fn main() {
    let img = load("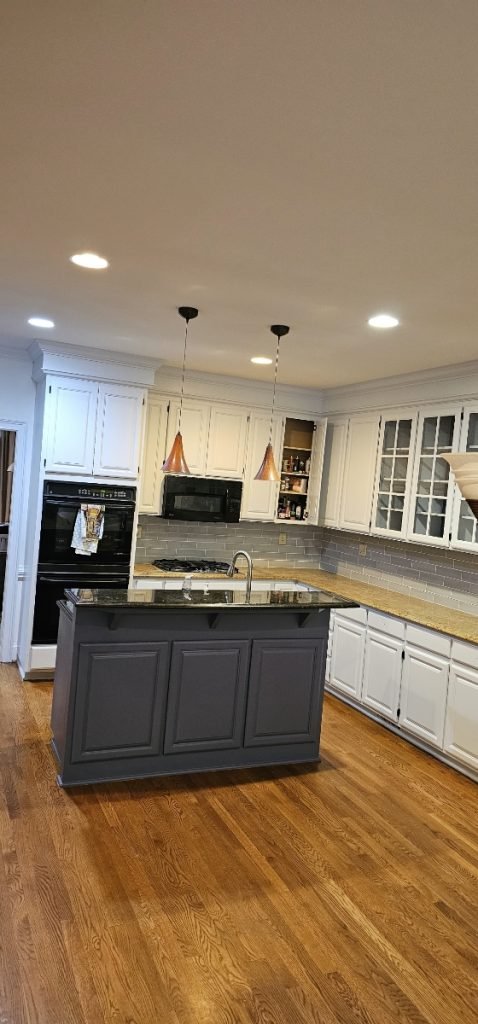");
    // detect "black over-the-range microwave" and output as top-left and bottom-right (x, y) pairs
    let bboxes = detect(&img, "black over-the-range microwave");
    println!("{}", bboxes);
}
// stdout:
(162, 476), (242, 523)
